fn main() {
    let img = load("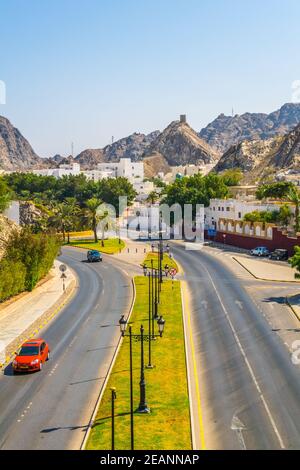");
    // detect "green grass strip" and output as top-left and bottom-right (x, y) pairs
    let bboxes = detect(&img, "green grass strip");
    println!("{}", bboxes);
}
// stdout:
(86, 276), (191, 450)
(67, 238), (125, 254)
